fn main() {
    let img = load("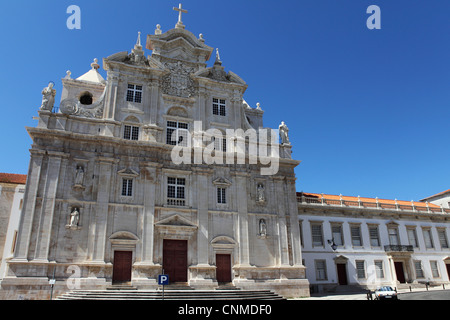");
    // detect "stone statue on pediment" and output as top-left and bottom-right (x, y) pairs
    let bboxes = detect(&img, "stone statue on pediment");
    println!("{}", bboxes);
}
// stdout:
(259, 219), (267, 237)
(279, 121), (290, 145)
(74, 166), (84, 186)
(40, 82), (56, 111)
(257, 183), (265, 202)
